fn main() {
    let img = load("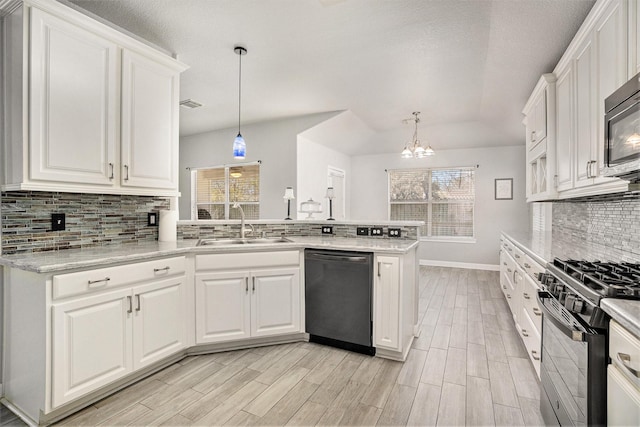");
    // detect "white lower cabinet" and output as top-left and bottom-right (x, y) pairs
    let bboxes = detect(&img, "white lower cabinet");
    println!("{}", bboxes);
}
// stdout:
(373, 250), (418, 361)
(51, 275), (187, 408)
(52, 288), (132, 408)
(608, 320), (640, 426)
(194, 251), (302, 345)
(500, 234), (543, 378)
(374, 256), (400, 351)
